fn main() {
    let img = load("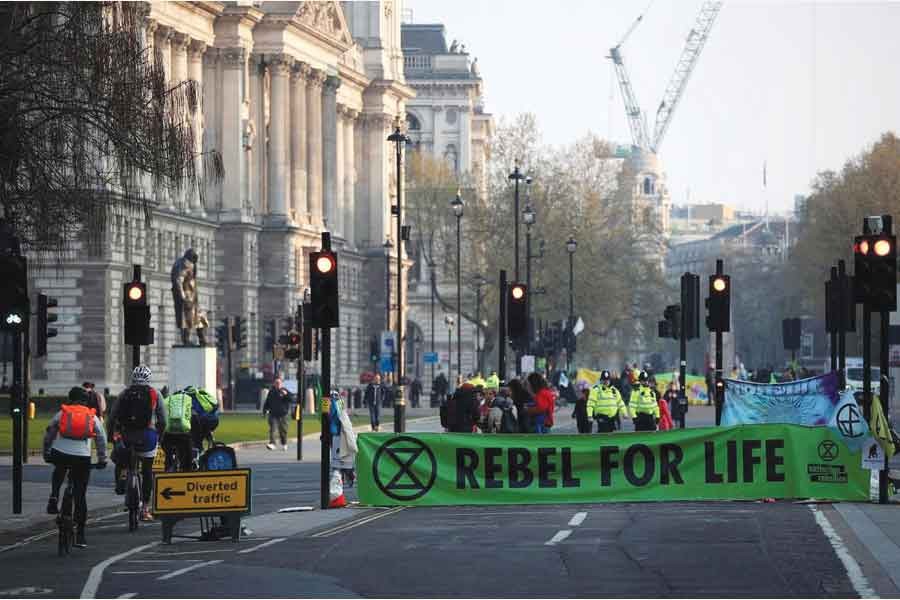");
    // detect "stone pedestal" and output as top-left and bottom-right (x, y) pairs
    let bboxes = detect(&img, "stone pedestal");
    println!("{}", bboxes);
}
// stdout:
(168, 346), (217, 394)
